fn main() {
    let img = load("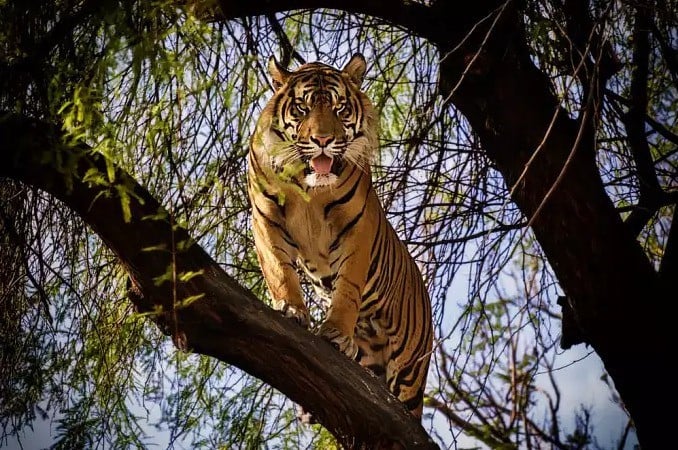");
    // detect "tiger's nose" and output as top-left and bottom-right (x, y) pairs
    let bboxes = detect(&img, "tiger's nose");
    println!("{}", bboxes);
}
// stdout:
(310, 134), (334, 148)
